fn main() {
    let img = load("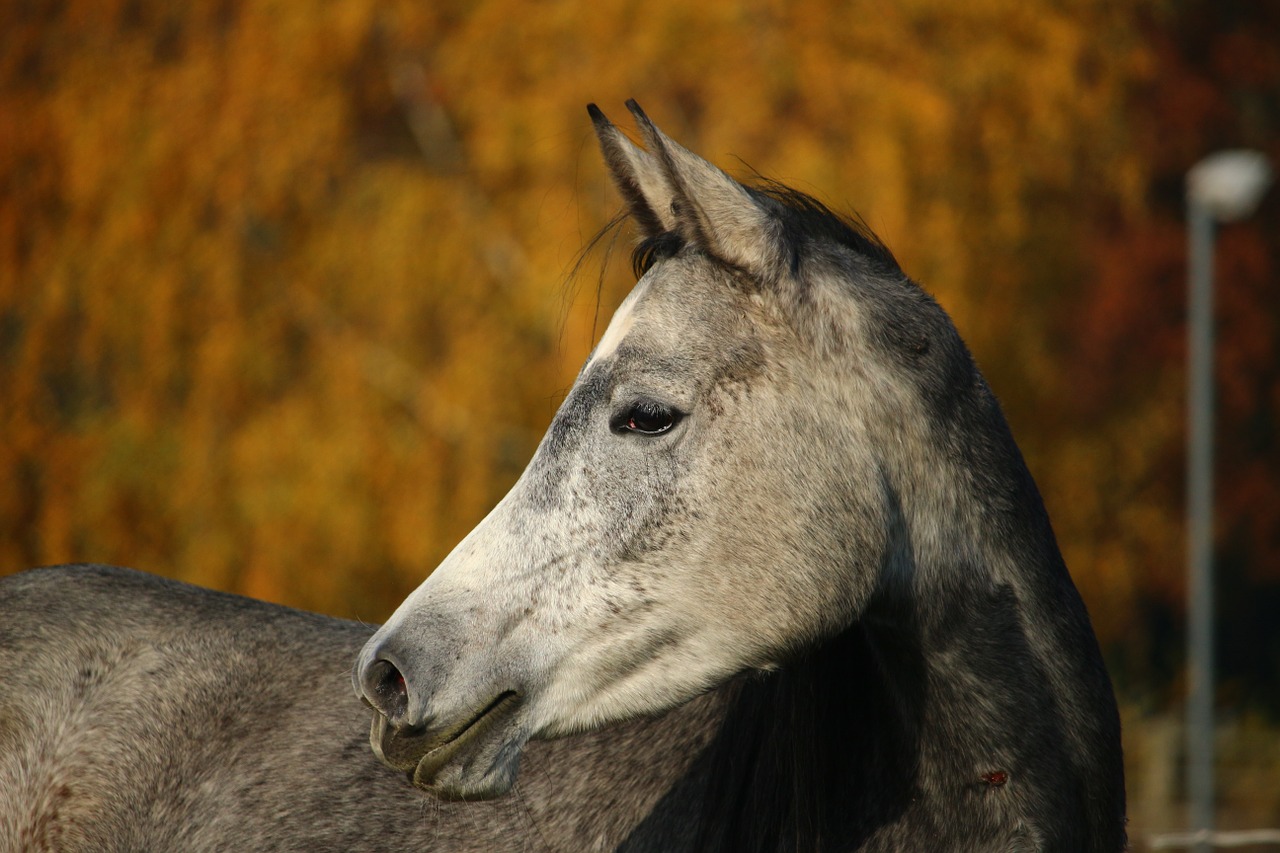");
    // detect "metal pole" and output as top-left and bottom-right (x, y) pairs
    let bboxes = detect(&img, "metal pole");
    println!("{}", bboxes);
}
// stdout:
(1186, 197), (1216, 852)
